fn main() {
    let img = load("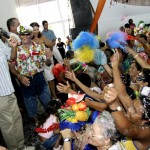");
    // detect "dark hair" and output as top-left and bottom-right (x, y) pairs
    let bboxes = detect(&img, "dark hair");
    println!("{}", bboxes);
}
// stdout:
(30, 22), (42, 38)
(77, 73), (91, 88)
(7, 18), (17, 31)
(66, 50), (74, 59)
(38, 100), (61, 127)
(124, 23), (130, 28)
(140, 34), (147, 41)
(42, 20), (48, 26)
(132, 61), (142, 72)
(142, 69), (150, 86)
(128, 19), (133, 24)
